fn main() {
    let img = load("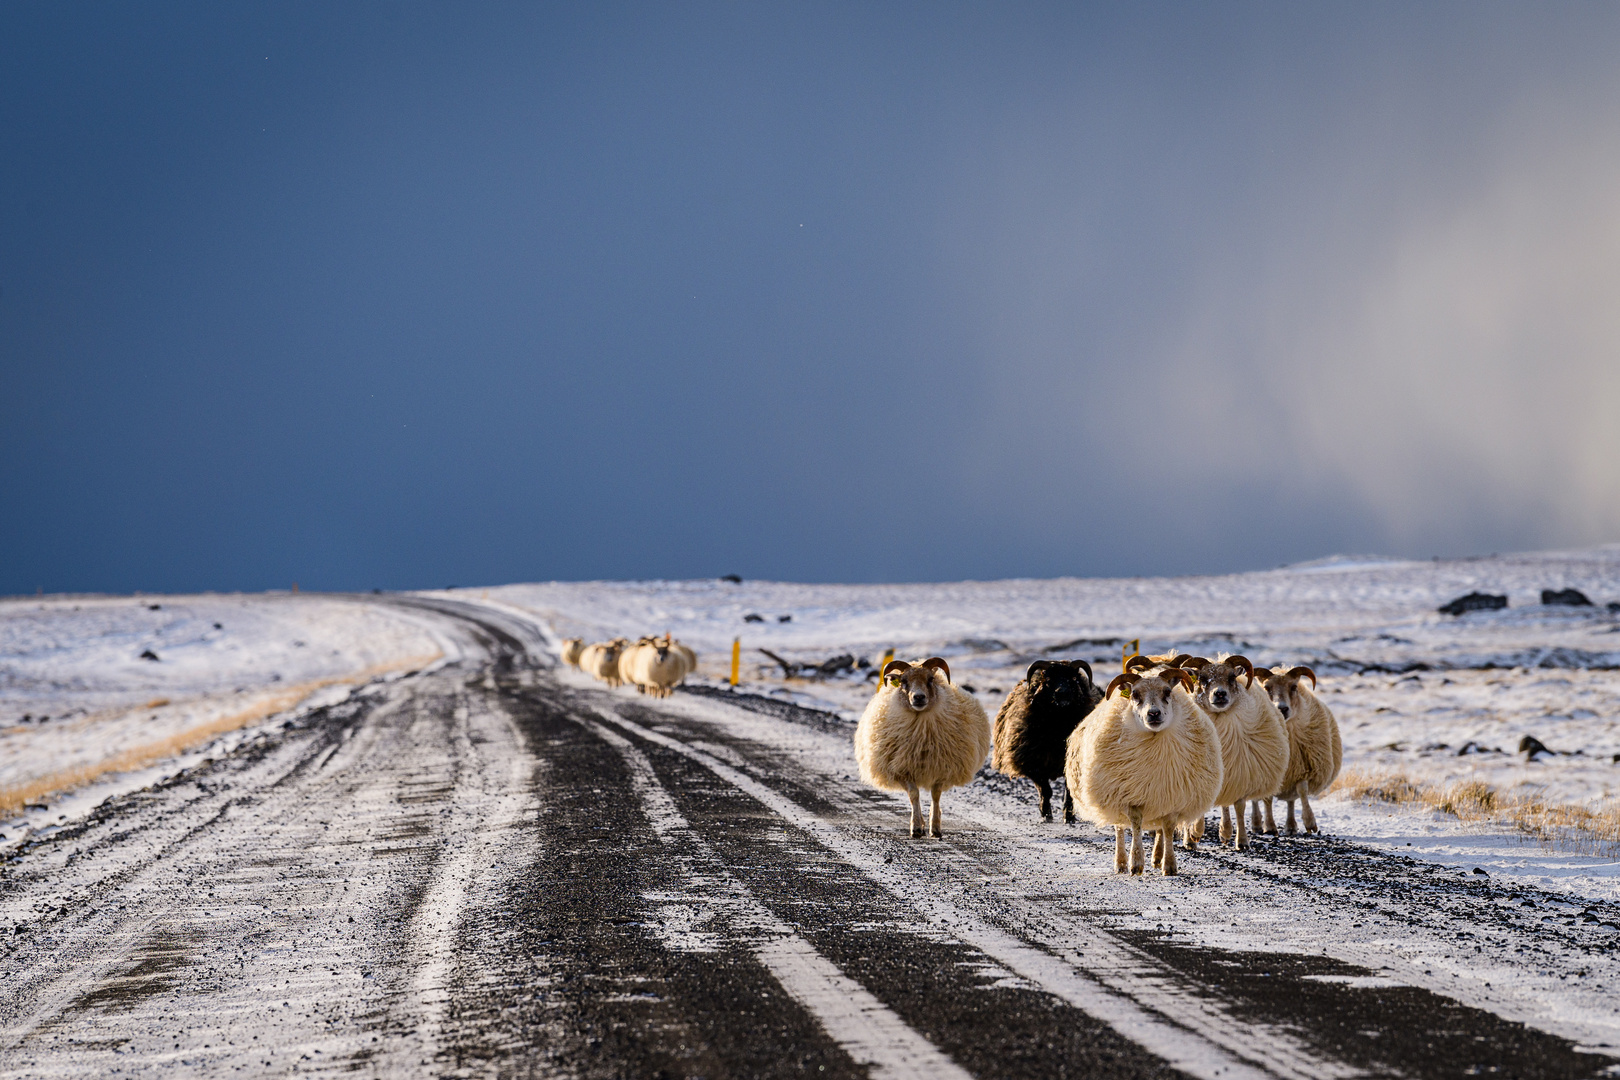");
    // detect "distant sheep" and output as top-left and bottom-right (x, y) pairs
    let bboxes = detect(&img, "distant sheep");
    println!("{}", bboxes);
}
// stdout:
(560, 638), (586, 667)
(1254, 666), (1343, 835)
(1182, 655), (1288, 850)
(579, 638), (629, 686)
(1065, 668), (1222, 875)
(626, 635), (693, 698)
(855, 657), (991, 838)
(991, 660), (1098, 823)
